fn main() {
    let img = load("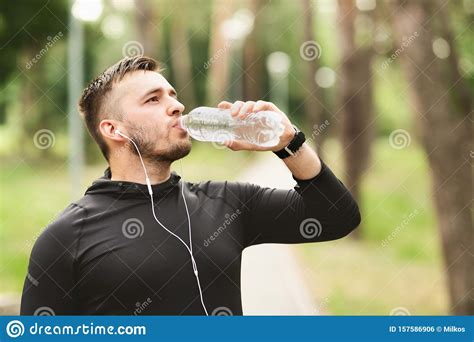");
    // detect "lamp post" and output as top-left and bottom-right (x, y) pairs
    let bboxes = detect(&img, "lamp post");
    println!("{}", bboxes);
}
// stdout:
(68, 0), (102, 199)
